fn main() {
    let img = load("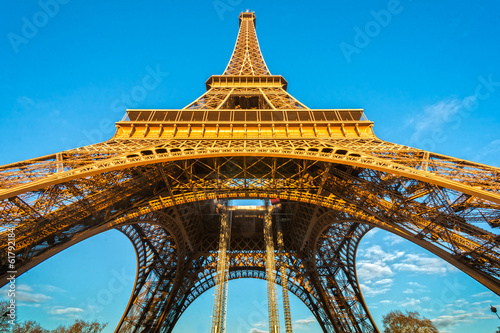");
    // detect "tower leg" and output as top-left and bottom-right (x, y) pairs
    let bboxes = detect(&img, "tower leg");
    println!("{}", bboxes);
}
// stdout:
(115, 223), (179, 333)
(314, 222), (379, 333)
(276, 207), (293, 333)
(264, 203), (280, 333)
(211, 202), (231, 333)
